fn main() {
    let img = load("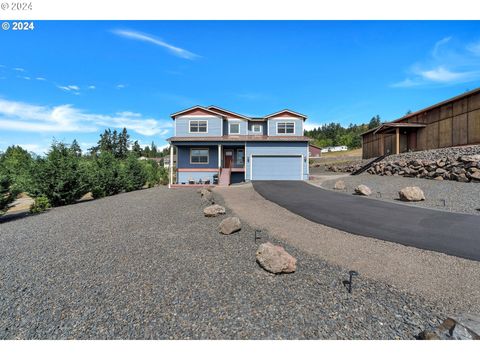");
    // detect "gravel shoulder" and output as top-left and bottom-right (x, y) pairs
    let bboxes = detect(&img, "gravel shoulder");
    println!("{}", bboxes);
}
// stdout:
(215, 184), (480, 316)
(0, 186), (452, 339)
(319, 173), (480, 215)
